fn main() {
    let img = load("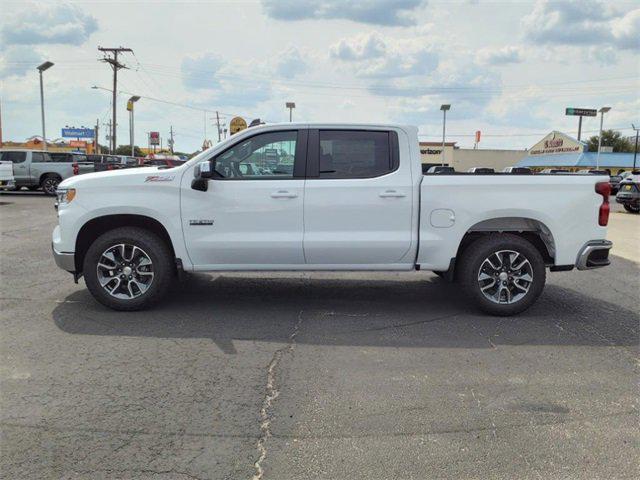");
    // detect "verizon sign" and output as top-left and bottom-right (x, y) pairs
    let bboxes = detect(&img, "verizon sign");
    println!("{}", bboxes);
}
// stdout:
(529, 131), (585, 156)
